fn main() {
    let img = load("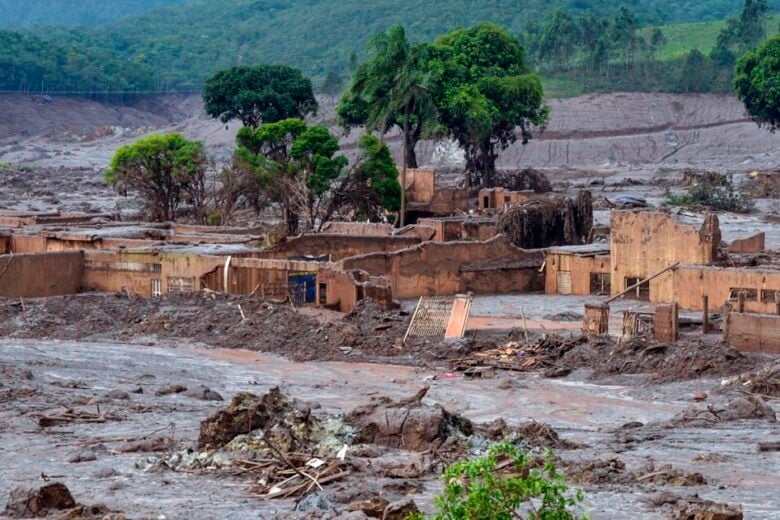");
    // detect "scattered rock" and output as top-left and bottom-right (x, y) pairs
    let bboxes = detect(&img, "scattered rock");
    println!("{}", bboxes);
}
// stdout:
(198, 387), (311, 450)
(3, 483), (76, 518)
(105, 389), (130, 400)
(649, 493), (744, 520)
(184, 385), (223, 401)
(116, 437), (173, 453)
(382, 498), (419, 520)
(155, 384), (187, 396)
(93, 468), (119, 478)
(496, 378), (514, 390)
(68, 449), (97, 464)
(347, 497), (390, 518)
(295, 493), (336, 513)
